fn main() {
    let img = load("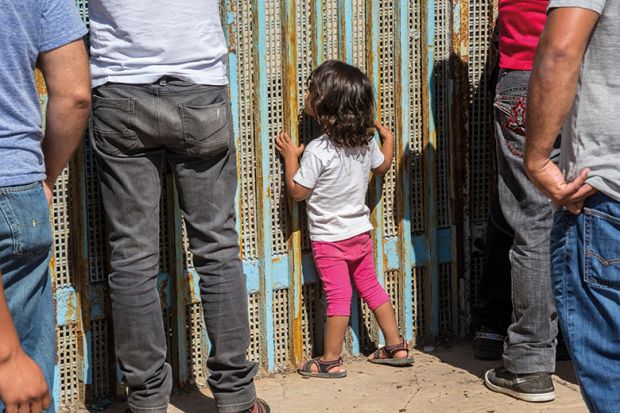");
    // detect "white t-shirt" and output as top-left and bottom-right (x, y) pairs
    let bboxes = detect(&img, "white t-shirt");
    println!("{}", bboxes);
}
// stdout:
(294, 134), (384, 242)
(89, 0), (229, 87)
